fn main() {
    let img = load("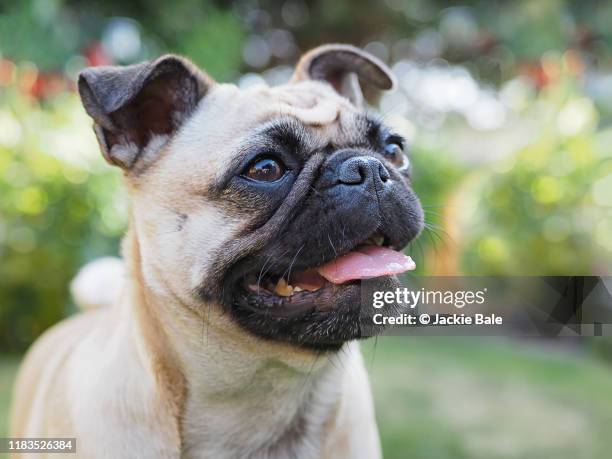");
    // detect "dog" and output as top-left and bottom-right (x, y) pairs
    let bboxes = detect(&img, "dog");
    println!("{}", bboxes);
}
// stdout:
(10, 44), (423, 458)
